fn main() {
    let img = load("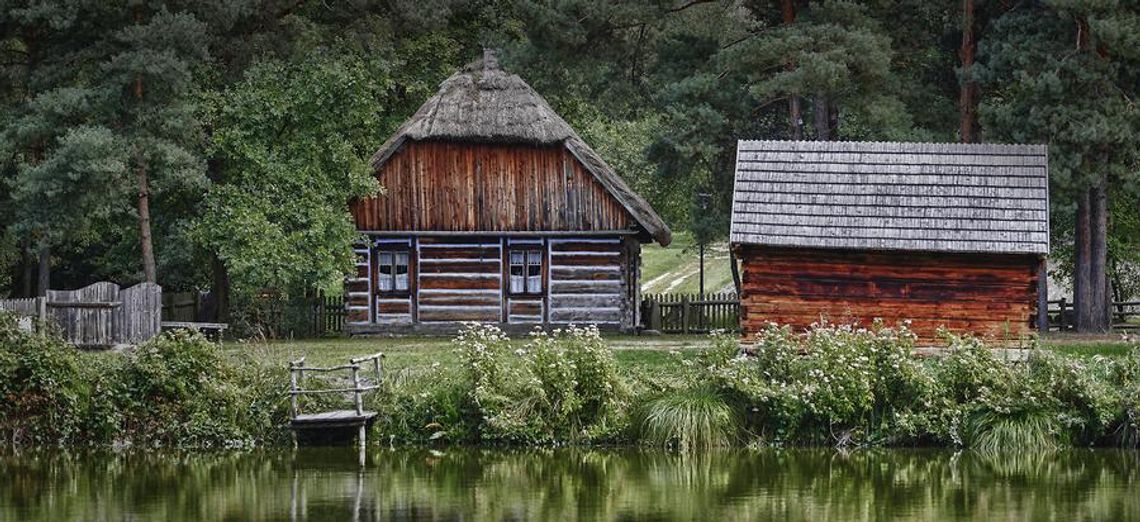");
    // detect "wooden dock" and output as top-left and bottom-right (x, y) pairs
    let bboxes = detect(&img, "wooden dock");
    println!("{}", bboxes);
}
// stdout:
(288, 353), (383, 451)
